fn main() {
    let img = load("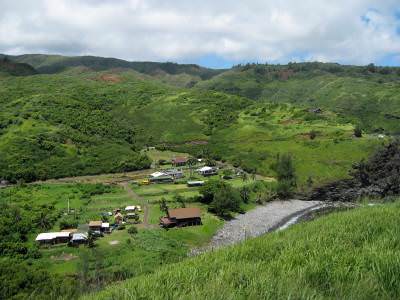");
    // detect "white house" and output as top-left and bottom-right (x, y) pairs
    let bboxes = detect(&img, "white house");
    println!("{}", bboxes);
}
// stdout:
(197, 166), (218, 176)
(125, 206), (137, 212)
(149, 171), (173, 182)
(35, 232), (71, 245)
